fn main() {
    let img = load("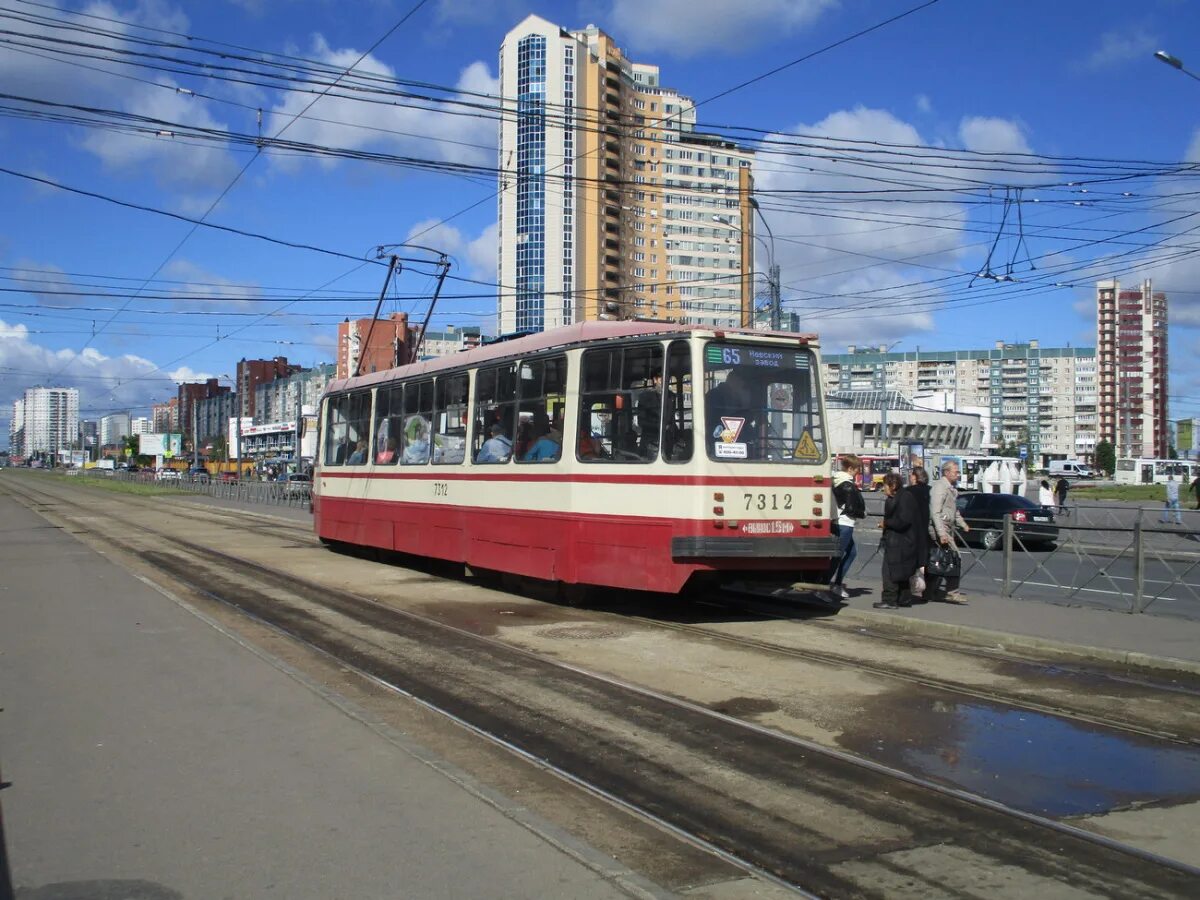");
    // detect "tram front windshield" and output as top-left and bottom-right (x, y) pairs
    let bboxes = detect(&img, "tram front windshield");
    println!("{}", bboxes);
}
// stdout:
(703, 342), (826, 464)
